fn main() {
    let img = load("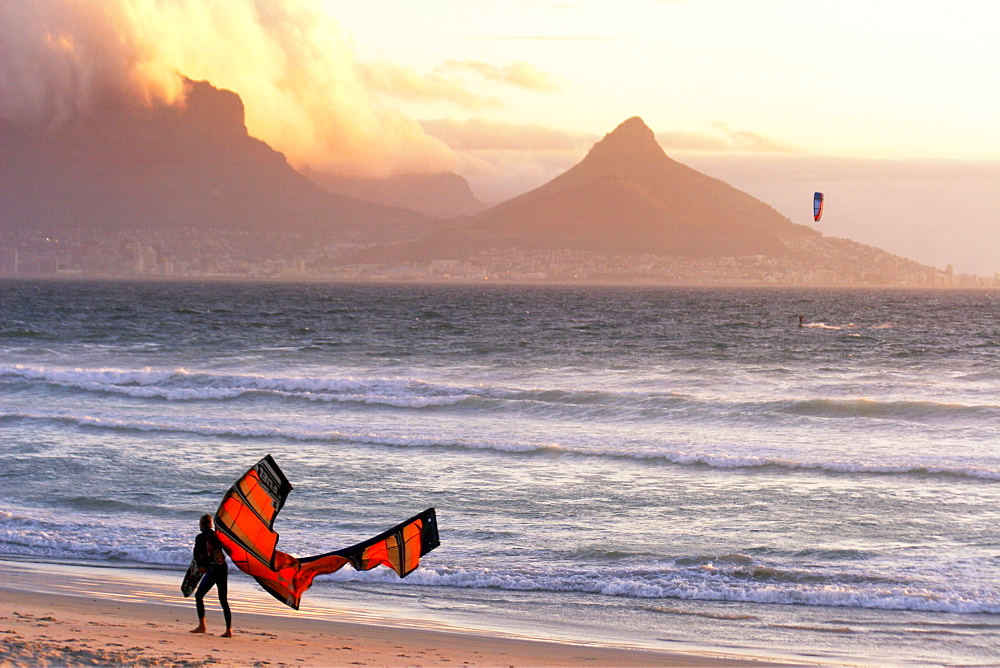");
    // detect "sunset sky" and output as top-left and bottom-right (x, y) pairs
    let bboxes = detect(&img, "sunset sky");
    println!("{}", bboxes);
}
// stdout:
(2, 0), (998, 273)
(325, 1), (1000, 277)
(332, 0), (999, 163)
